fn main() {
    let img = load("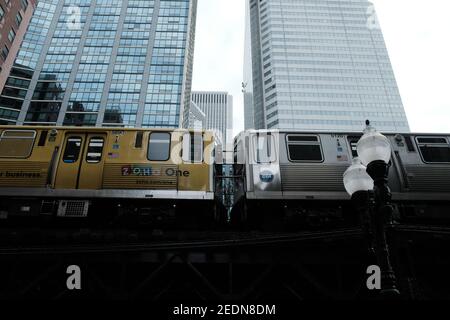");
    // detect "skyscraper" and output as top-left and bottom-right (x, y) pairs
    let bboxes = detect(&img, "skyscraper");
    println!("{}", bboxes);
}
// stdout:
(0, 0), (197, 128)
(243, 0), (254, 131)
(191, 91), (233, 145)
(244, 0), (410, 132)
(0, 0), (37, 90)
(187, 100), (205, 130)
